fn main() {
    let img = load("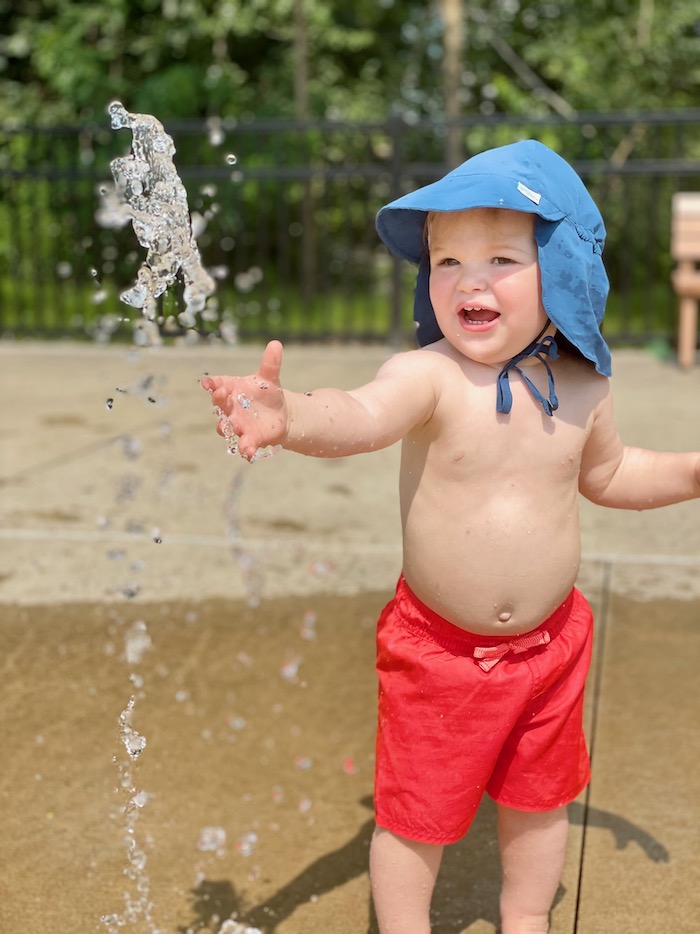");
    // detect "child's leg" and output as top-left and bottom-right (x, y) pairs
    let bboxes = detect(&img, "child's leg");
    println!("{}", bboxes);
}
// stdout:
(369, 825), (443, 933)
(497, 804), (569, 934)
